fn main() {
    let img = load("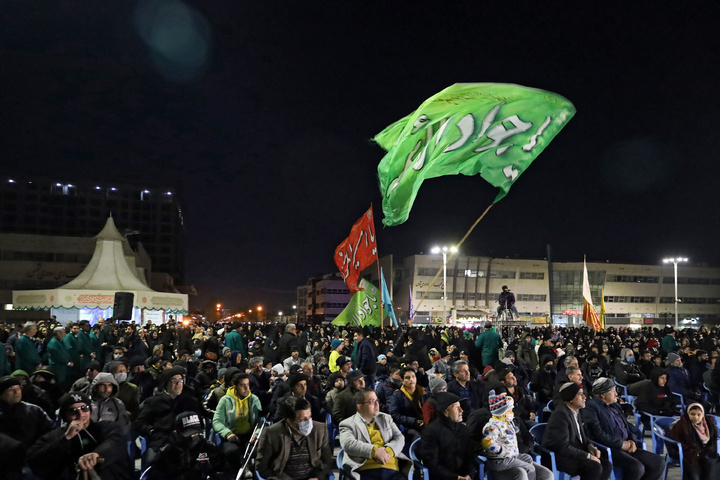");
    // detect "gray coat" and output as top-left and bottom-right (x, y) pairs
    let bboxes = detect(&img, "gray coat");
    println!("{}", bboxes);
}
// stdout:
(338, 412), (410, 480)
